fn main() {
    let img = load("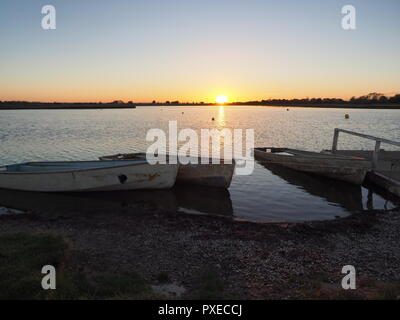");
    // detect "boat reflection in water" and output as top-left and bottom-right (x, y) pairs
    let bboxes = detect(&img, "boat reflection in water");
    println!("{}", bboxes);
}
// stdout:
(175, 185), (233, 216)
(258, 161), (399, 213)
(0, 185), (233, 218)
